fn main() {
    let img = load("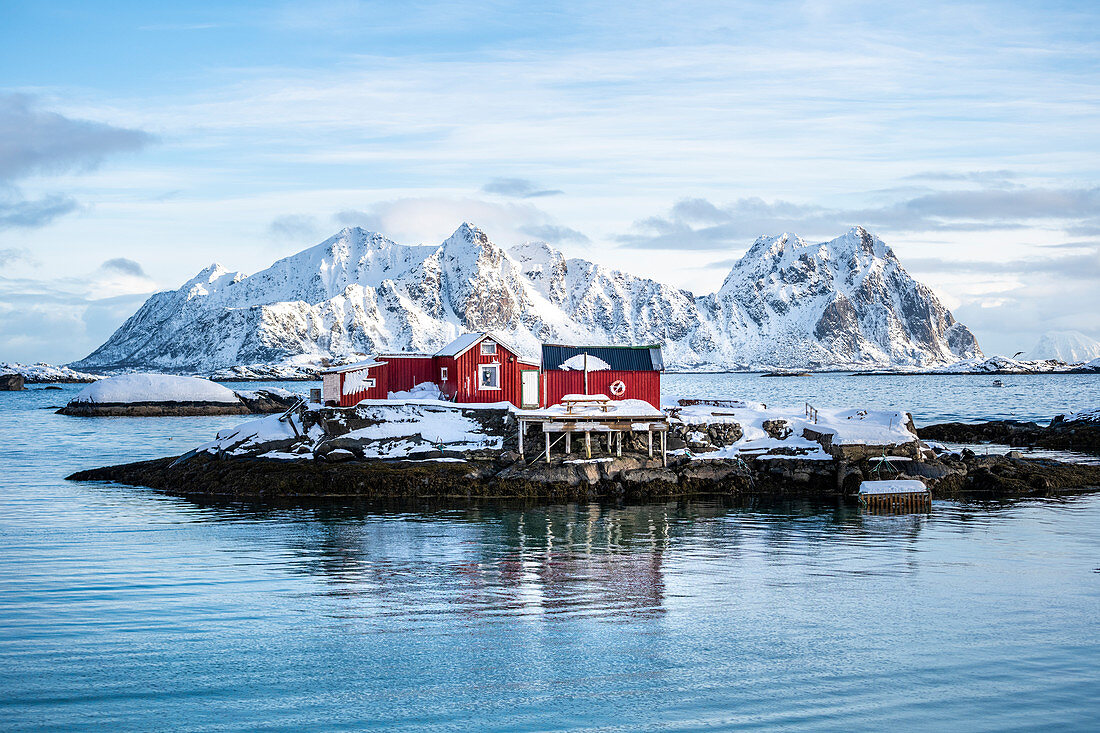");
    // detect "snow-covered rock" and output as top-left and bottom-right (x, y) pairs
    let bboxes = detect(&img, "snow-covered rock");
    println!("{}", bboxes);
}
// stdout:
(0, 362), (102, 383)
(936, 356), (1070, 373)
(75, 224), (982, 373)
(71, 374), (241, 404)
(1061, 407), (1100, 423)
(1027, 331), (1100, 363)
